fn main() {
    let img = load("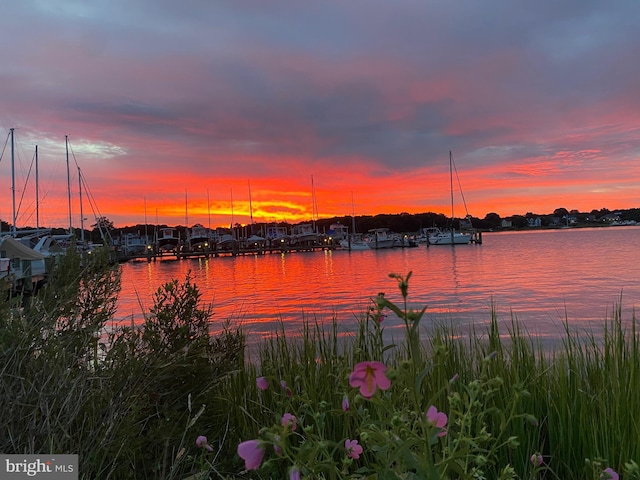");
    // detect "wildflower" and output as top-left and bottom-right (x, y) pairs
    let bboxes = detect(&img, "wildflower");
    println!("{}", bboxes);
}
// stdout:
(256, 376), (269, 391)
(342, 395), (350, 411)
(602, 468), (619, 480)
(237, 439), (265, 470)
(345, 438), (363, 460)
(195, 435), (214, 452)
(349, 361), (391, 398)
(530, 452), (543, 467)
(273, 435), (282, 456)
(426, 405), (448, 437)
(280, 379), (292, 397)
(289, 466), (301, 480)
(281, 412), (297, 431)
